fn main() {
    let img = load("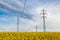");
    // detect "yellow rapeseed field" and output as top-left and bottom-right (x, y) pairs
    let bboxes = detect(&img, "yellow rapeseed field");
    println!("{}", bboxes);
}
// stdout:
(0, 32), (60, 40)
